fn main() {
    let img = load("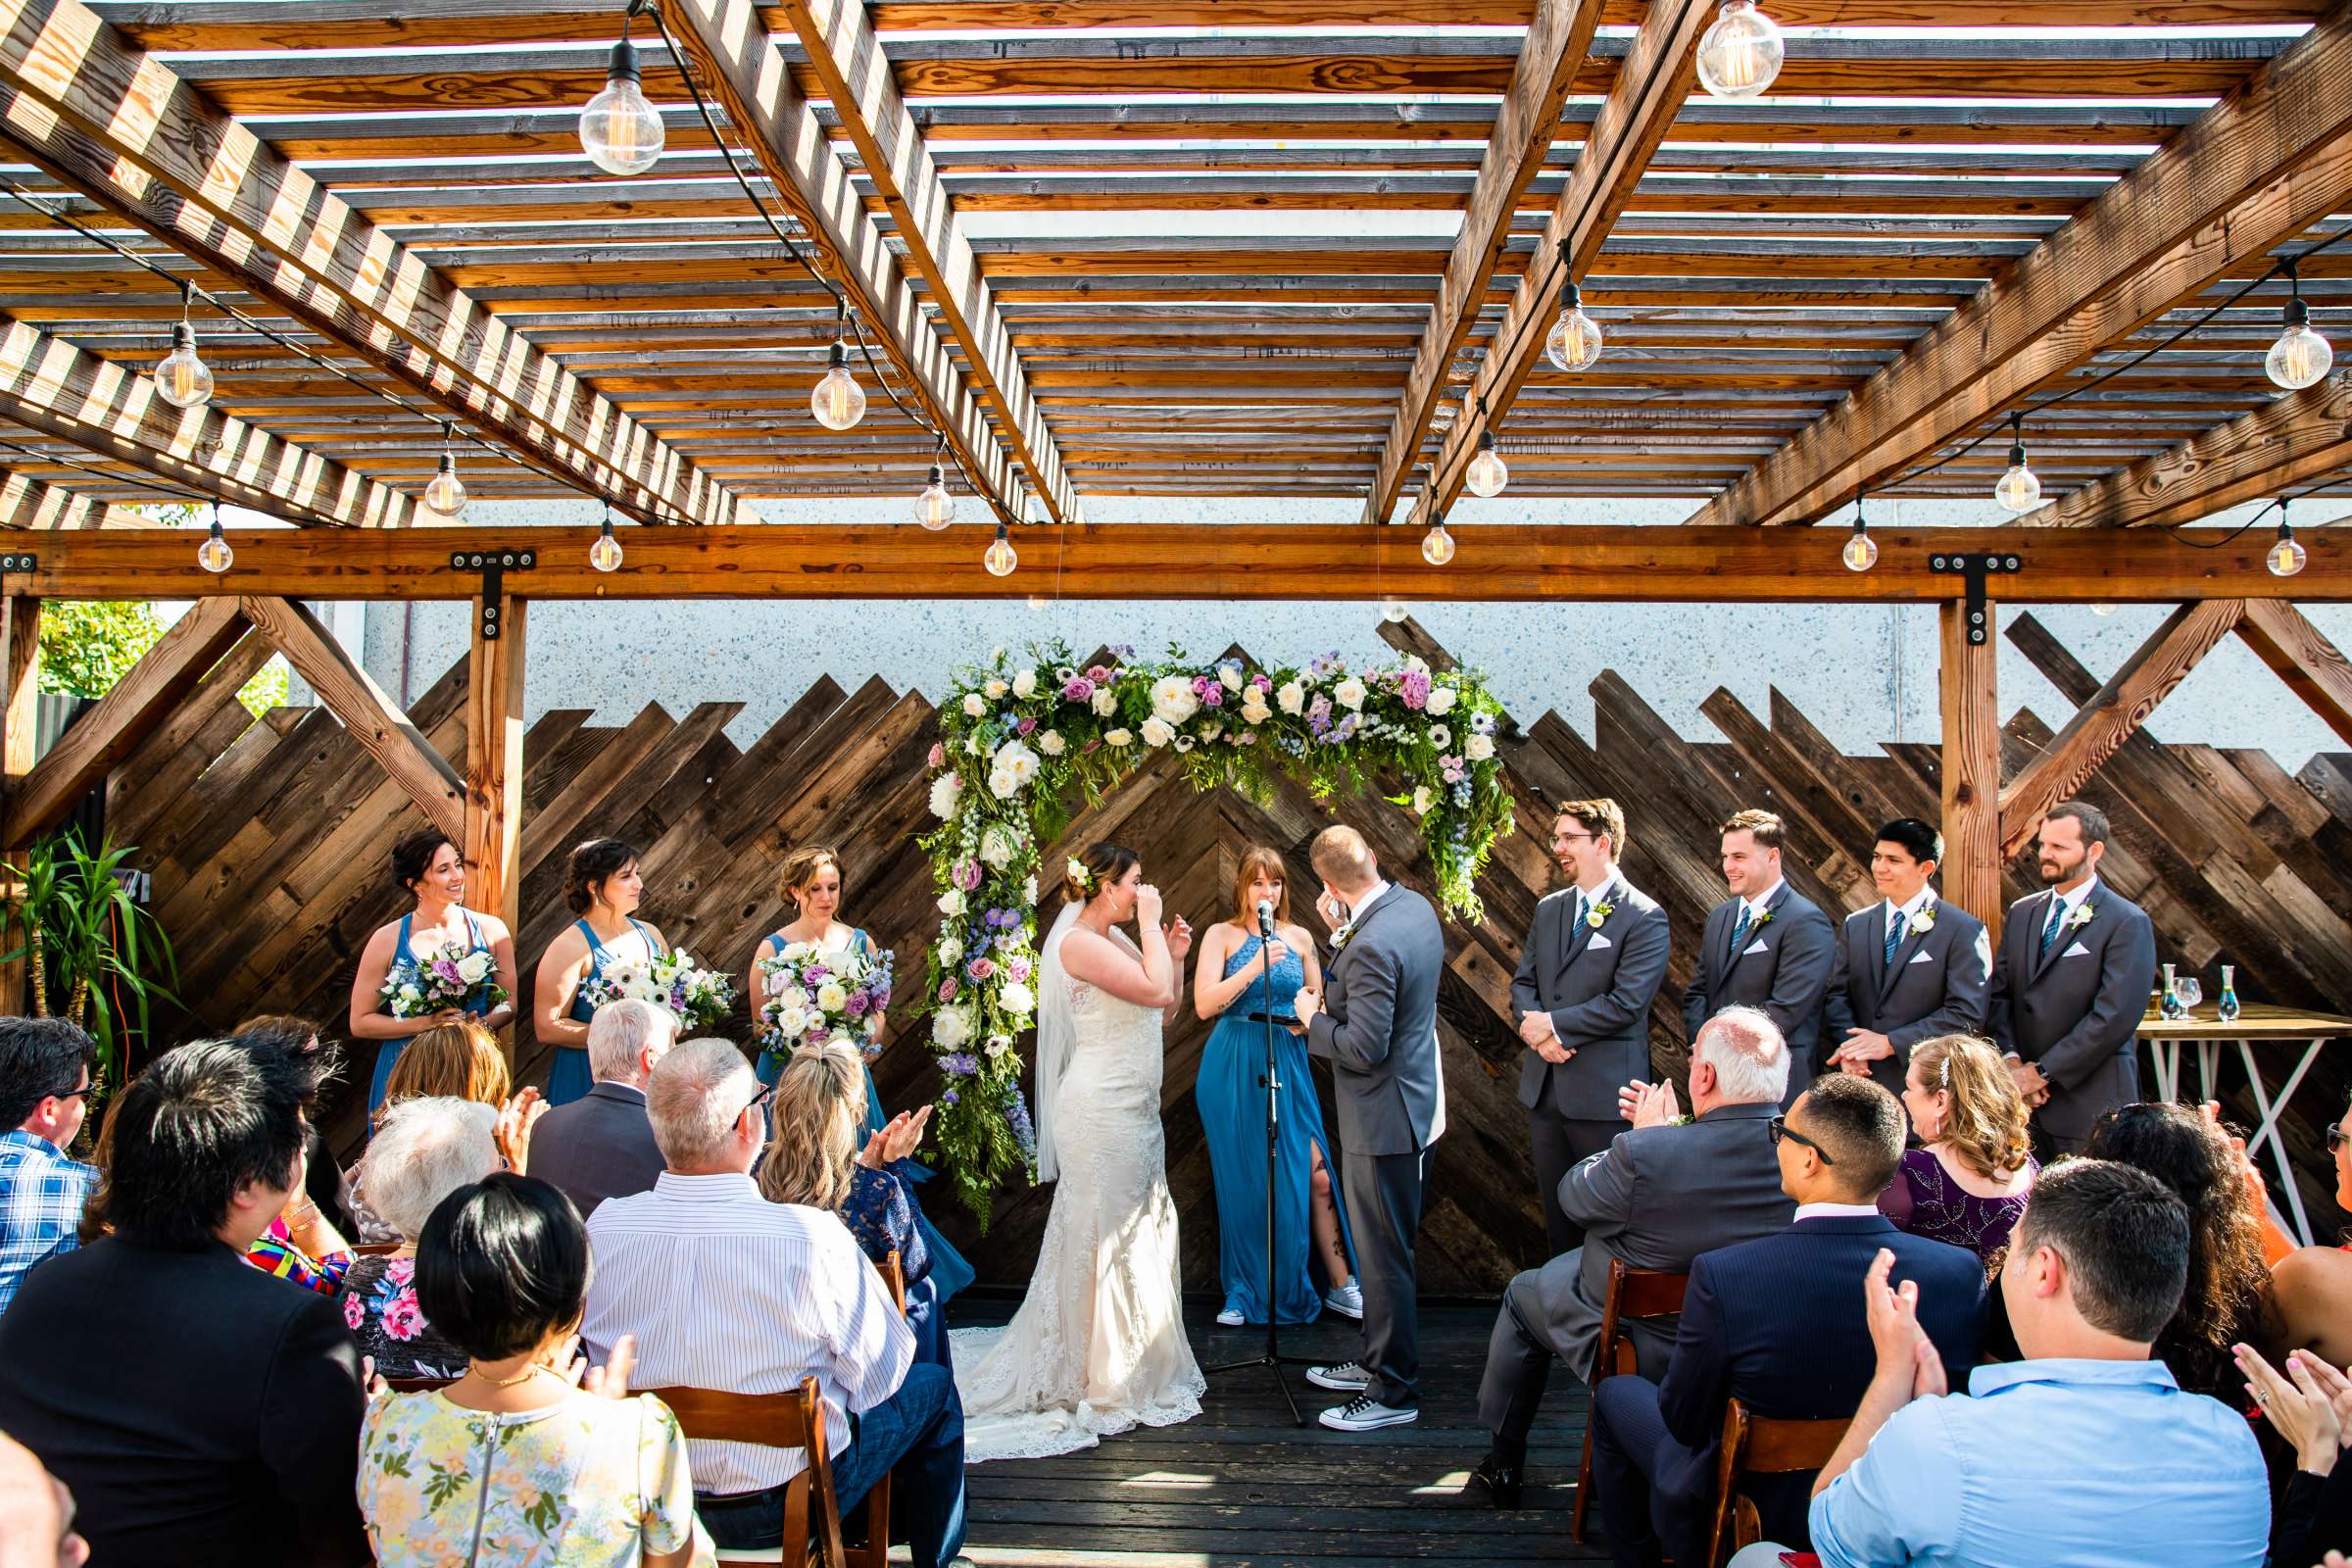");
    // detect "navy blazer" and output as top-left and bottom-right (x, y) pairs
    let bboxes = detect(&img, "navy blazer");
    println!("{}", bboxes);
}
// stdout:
(525, 1080), (665, 1217)
(1650, 1214), (1985, 1546)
